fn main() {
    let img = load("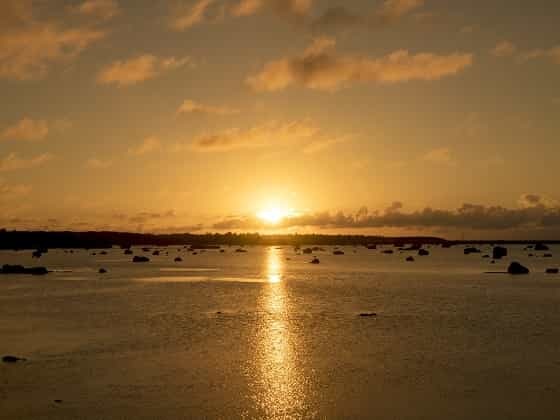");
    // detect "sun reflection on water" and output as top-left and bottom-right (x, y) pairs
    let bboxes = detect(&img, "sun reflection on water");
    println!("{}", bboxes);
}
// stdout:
(250, 247), (307, 419)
